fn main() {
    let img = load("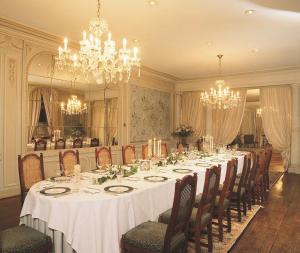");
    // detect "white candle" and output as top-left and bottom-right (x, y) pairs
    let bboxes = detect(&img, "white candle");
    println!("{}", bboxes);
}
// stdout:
(153, 138), (156, 157)
(123, 38), (127, 50)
